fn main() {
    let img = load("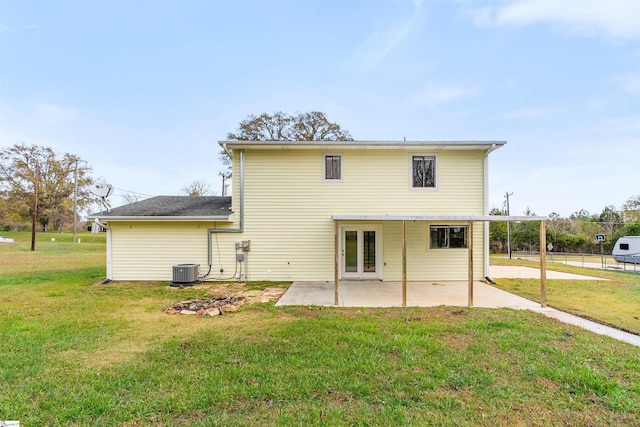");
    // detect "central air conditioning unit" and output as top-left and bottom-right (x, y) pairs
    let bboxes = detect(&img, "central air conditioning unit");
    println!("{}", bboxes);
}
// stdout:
(172, 264), (200, 287)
